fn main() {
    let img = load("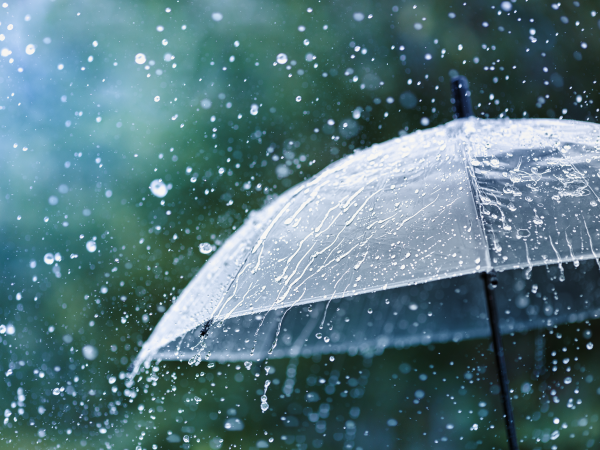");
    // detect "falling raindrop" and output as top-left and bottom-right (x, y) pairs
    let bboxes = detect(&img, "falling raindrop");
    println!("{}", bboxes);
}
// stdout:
(82, 345), (98, 360)
(149, 179), (168, 198)
(86, 240), (97, 253)
(43, 253), (55, 265)
(25, 44), (36, 55)
(199, 243), (213, 254)
(296, 96), (302, 102)
(135, 53), (146, 64)
(212, 12), (223, 22)
(250, 104), (259, 115)
(276, 53), (288, 64)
